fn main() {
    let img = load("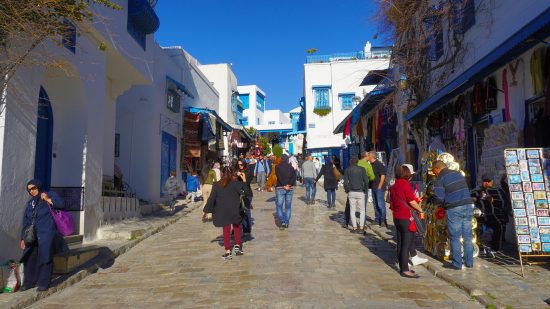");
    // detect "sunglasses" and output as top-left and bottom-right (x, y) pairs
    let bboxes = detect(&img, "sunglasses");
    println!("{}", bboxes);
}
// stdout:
(27, 186), (38, 192)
